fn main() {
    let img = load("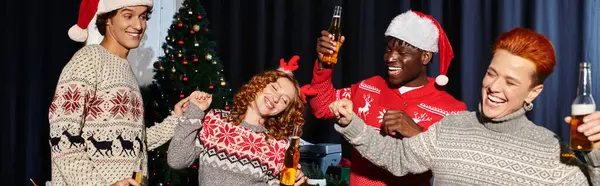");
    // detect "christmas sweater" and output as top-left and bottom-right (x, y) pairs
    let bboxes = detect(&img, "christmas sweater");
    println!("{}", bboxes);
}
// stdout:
(48, 45), (179, 185)
(309, 61), (466, 186)
(336, 108), (600, 185)
(167, 106), (288, 186)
